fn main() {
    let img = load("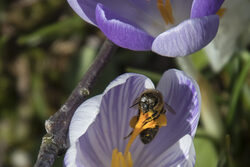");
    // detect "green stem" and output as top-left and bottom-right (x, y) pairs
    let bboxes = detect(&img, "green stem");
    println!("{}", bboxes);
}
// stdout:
(227, 52), (250, 129)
